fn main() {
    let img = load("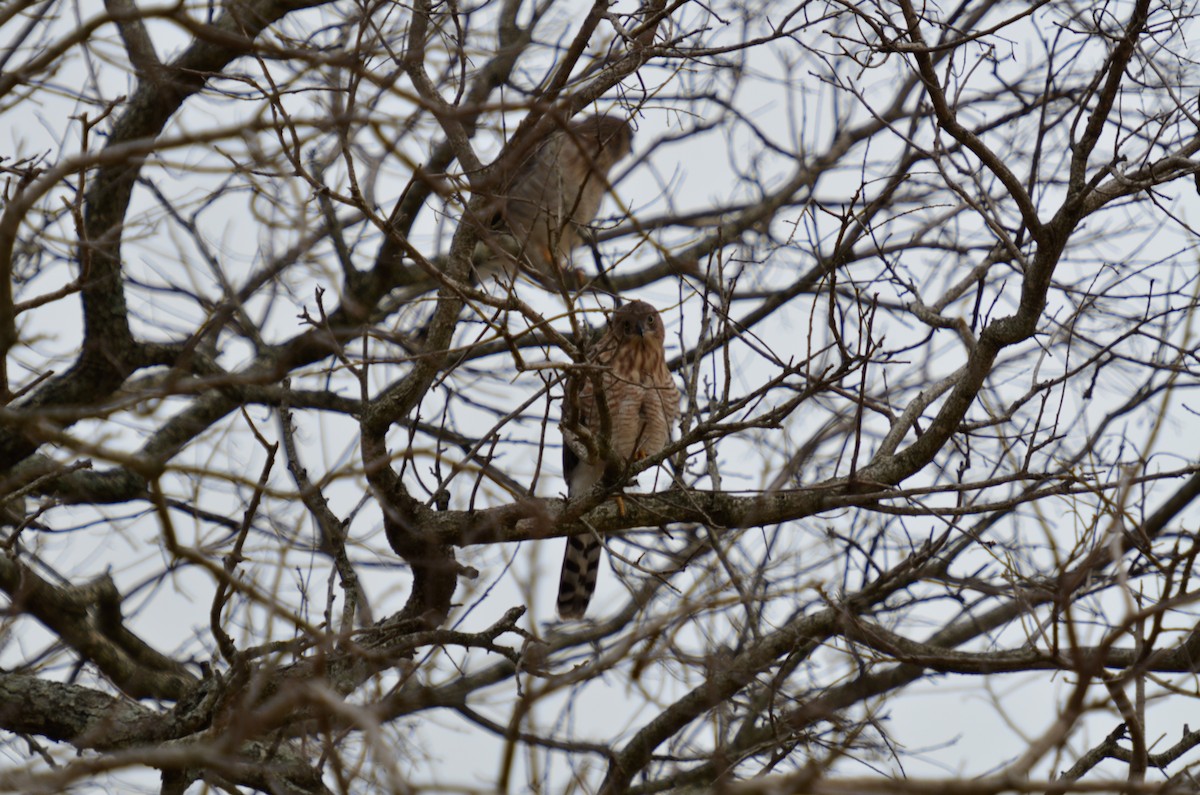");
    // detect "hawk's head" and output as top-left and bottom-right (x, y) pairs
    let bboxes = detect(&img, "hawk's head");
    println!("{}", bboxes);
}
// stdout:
(608, 300), (666, 346)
